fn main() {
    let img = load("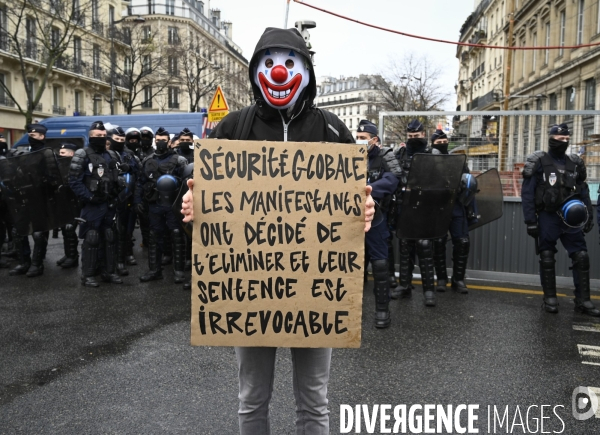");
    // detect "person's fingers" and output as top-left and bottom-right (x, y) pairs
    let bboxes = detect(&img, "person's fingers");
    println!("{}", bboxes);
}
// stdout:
(187, 178), (194, 190)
